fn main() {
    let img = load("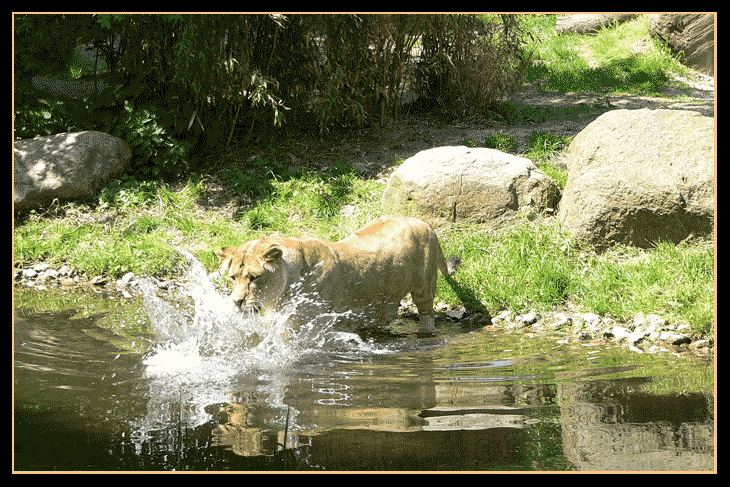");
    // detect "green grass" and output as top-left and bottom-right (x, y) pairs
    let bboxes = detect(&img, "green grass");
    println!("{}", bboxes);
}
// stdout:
(525, 16), (689, 95)
(14, 158), (714, 334)
(484, 132), (518, 153)
(436, 219), (713, 334)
